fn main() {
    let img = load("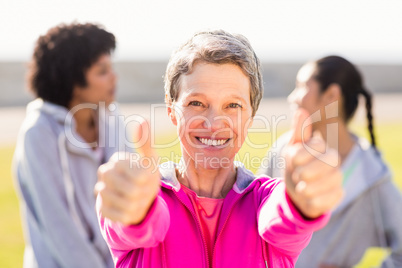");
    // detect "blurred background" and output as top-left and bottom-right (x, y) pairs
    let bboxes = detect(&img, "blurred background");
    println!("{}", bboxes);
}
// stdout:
(1, 0), (401, 267)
